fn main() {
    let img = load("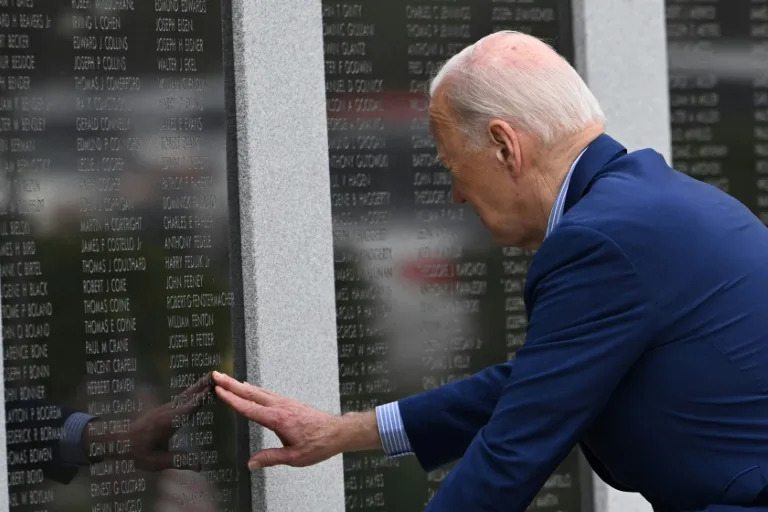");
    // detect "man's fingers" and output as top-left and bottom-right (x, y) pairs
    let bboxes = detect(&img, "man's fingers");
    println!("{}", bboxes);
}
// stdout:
(215, 386), (277, 428)
(178, 373), (213, 400)
(212, 371), (276, 406)
(248, 447), (300, 470)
